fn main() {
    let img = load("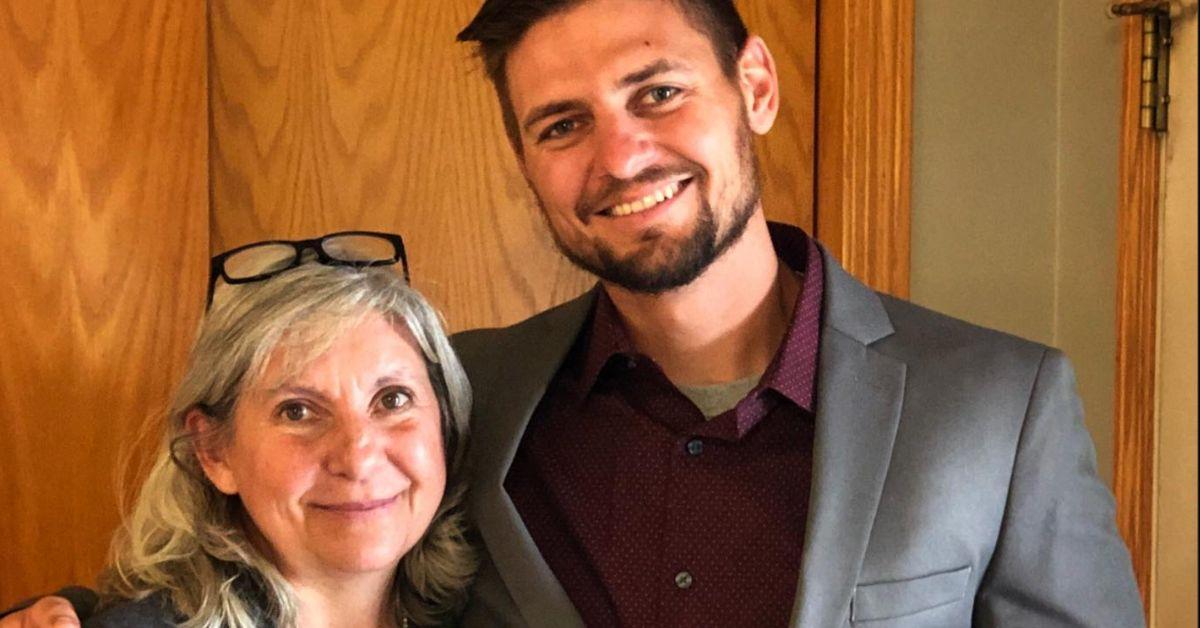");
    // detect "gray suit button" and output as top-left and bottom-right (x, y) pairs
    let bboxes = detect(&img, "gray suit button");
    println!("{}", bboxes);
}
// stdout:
(674, 571), (694, 589)
(686, 439), (704, 456)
